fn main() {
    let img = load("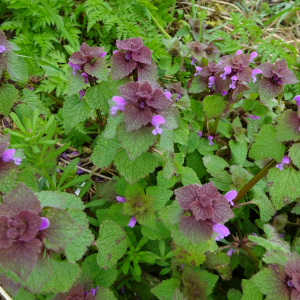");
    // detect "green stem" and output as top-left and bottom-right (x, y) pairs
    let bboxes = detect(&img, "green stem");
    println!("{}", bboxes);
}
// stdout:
(211, 116), (220, 136)
(43, 169), (56, 190)
(146, 8), (171, 39)
(96, 109), (104, 130)
(41, 0), (79, 51)
(44, 92), (63, 106)
(292, 228), (300, 247)
(191, 0), (196, 18)
(233, 159), (277, 204)
(240, 243), (260, 266)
